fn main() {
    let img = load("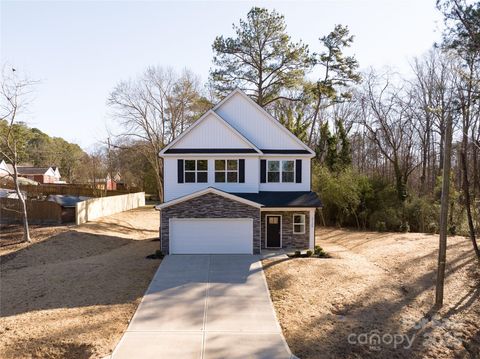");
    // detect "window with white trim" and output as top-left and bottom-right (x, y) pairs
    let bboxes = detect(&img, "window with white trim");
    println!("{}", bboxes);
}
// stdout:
(267, 160), (295, 183)
(215, 159), (238, 183)
(293, 214), (306, 234)
(184, 160), (208, 183)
